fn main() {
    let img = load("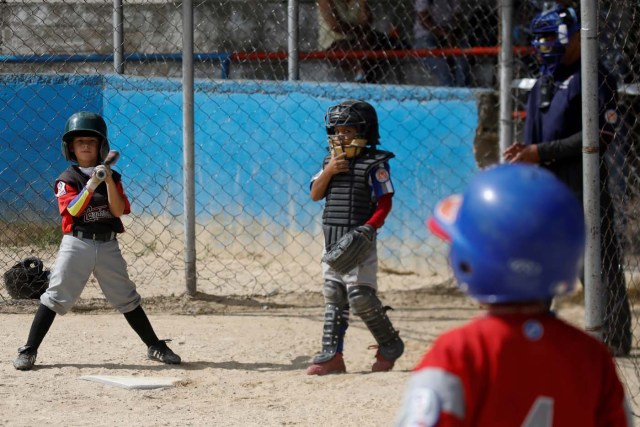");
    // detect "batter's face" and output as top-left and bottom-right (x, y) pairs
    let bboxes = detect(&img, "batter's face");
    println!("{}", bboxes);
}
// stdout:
(71, 137), (100, 167)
